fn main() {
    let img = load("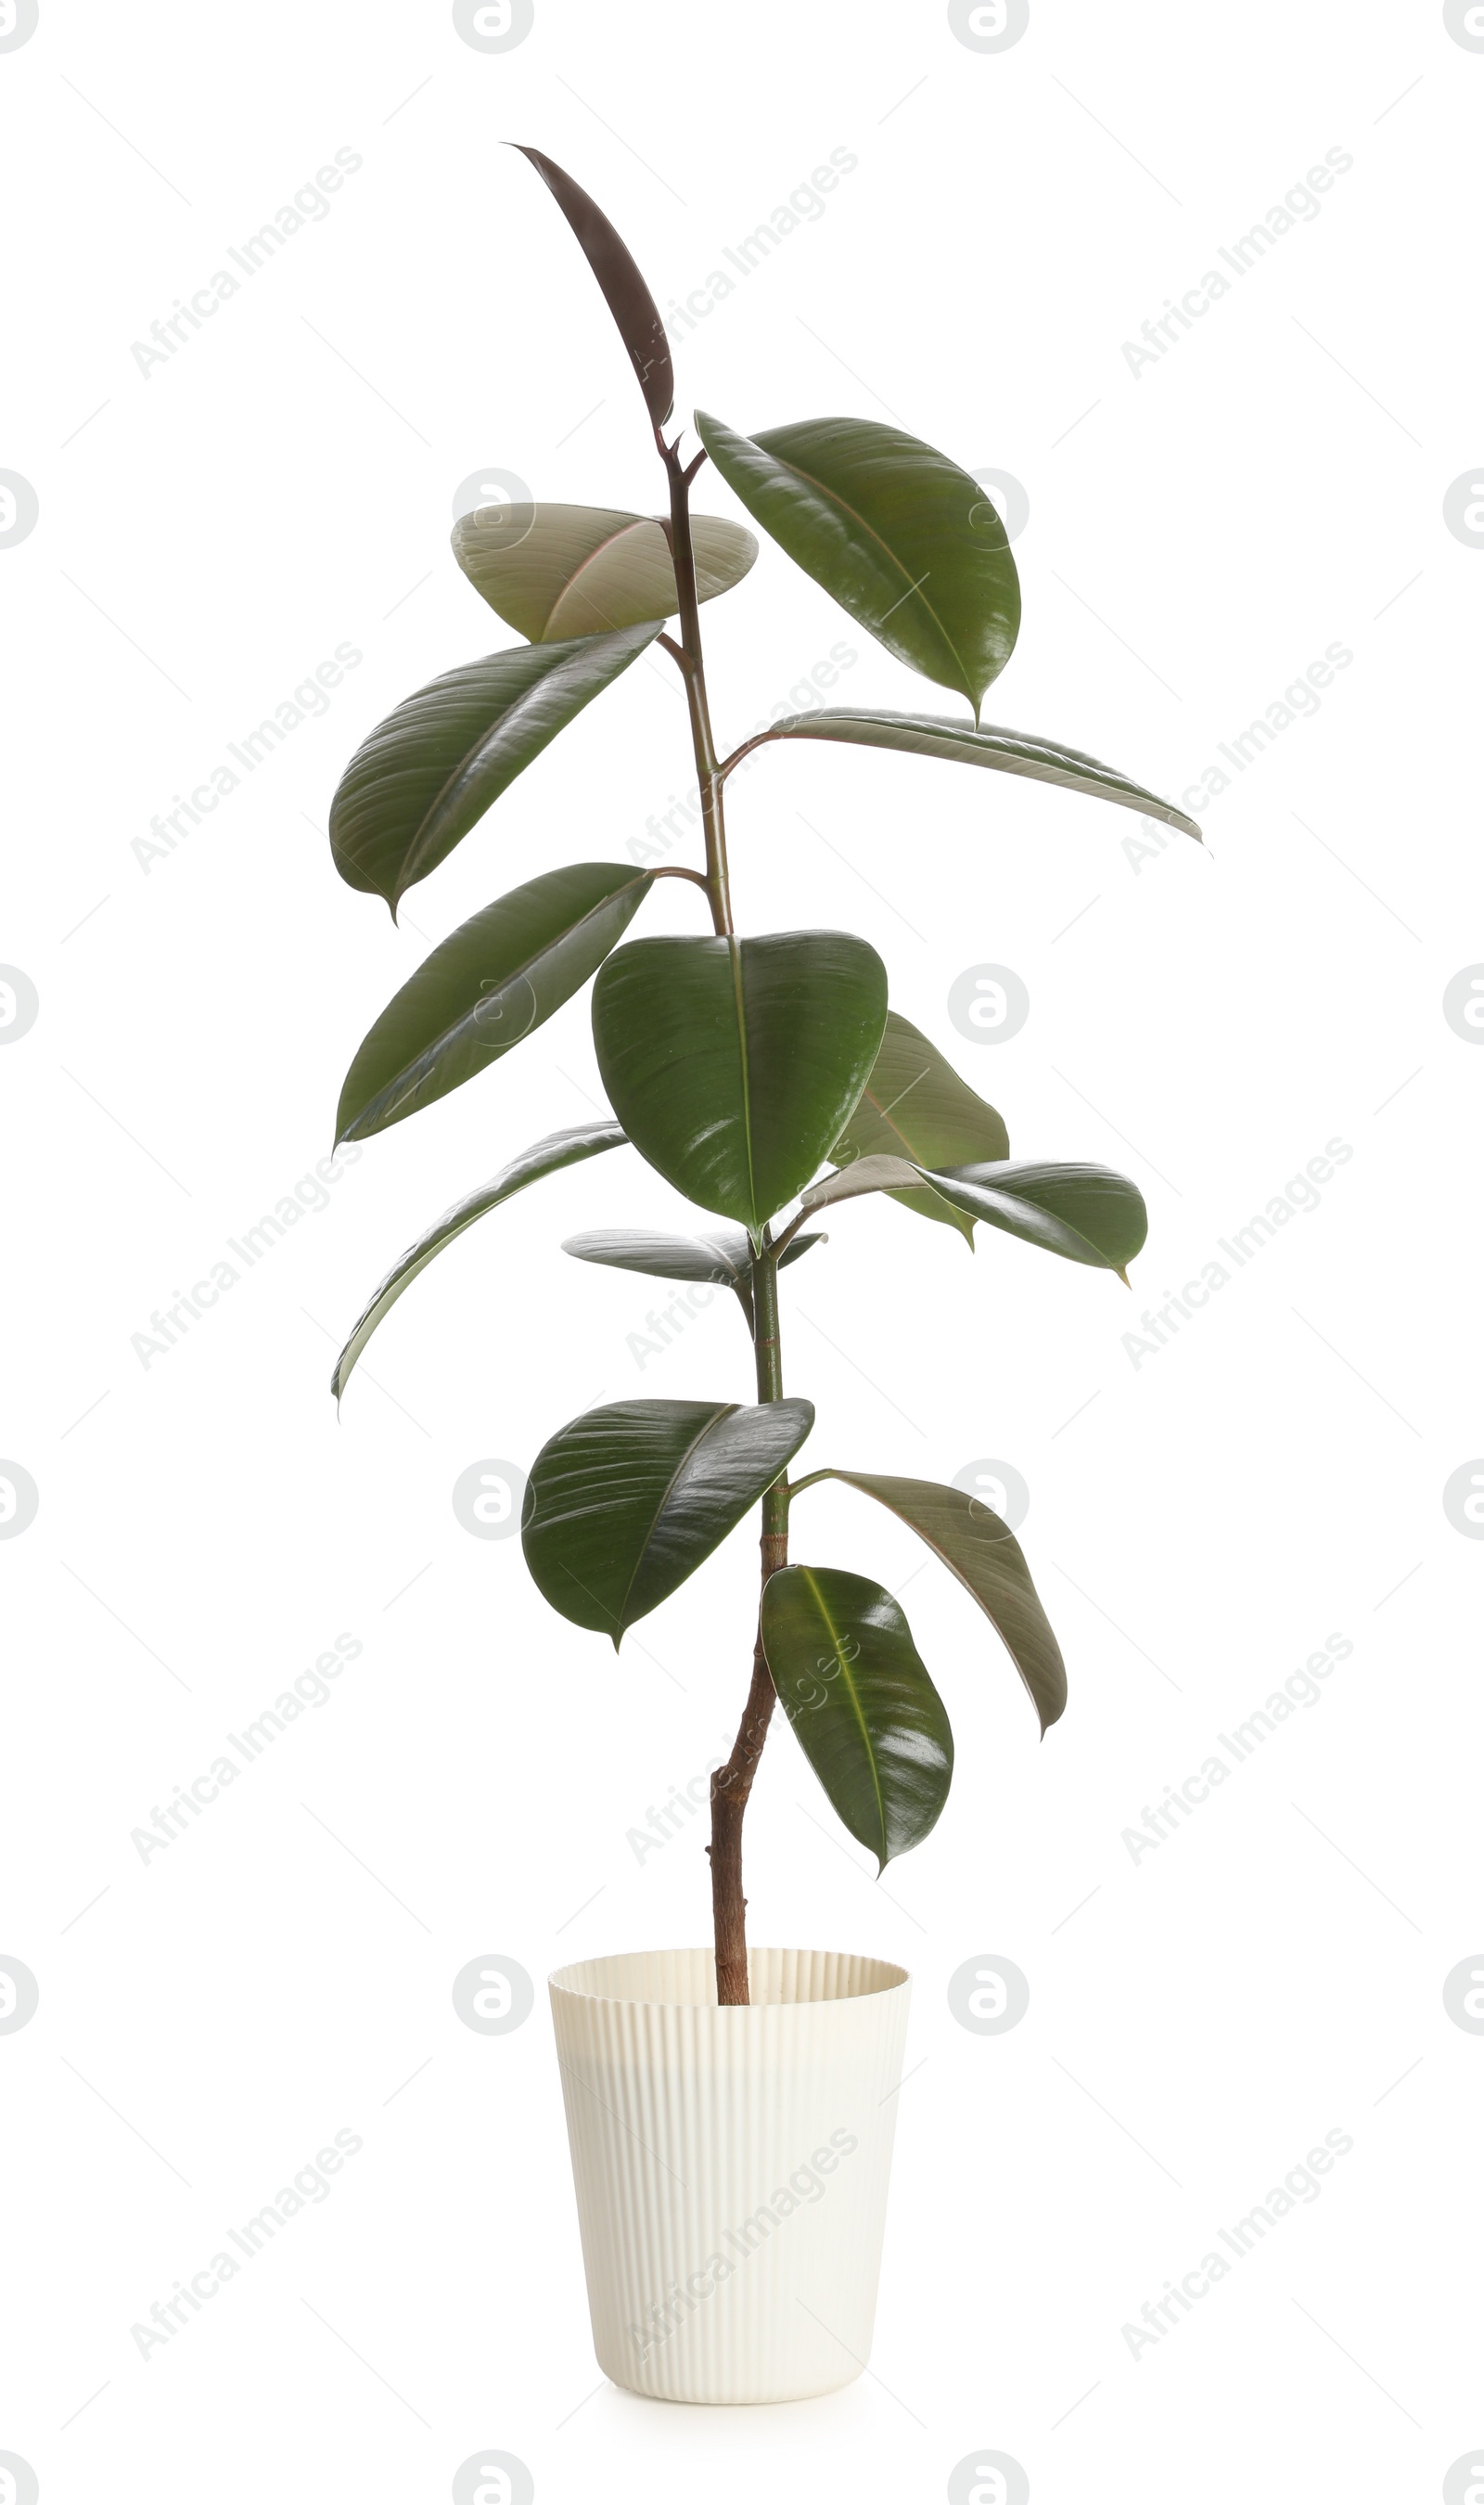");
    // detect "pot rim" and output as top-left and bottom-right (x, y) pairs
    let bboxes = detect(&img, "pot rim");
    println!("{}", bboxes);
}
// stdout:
(548, 1945), (911, 2010)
